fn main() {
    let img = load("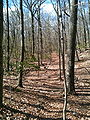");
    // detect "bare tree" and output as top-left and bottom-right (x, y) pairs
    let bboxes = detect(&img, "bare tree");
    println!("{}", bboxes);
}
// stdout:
(18, 0), (25, 87)
(24, 0), (45, 57)
(51, 0), (62, 79)
(0, 0), (3, 107)
(88, 0), (90, 25)
(66, 0), (78, 94)
(80, 7), (87, 49)
(38, 1), (43, 65)
(6, 0), (10, 71)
